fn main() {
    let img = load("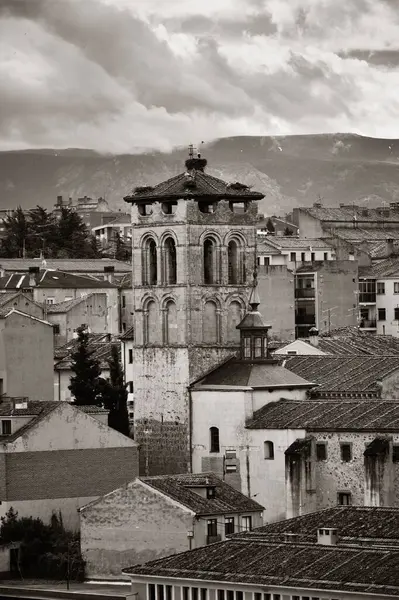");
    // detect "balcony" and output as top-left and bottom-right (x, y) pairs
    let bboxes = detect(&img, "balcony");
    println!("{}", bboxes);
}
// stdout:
(295, 288), (315, 299)
(207, 534), (222, 545)
(359, 293), (376, 304)
(359, 319), (377, 329)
